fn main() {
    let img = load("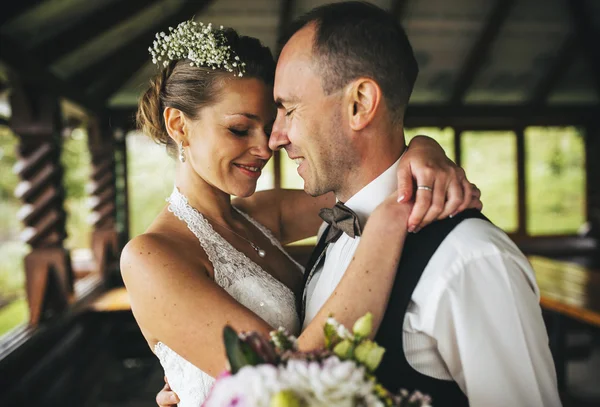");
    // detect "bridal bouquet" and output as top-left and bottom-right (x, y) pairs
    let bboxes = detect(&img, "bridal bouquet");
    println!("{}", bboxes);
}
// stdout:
(202, 313), (432, 407)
